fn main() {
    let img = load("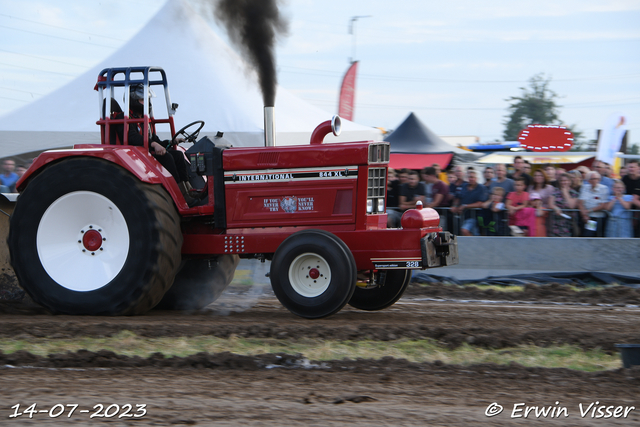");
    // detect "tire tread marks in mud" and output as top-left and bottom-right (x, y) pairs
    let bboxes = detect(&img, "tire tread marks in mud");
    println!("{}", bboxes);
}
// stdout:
(8, 157), (182, 315)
